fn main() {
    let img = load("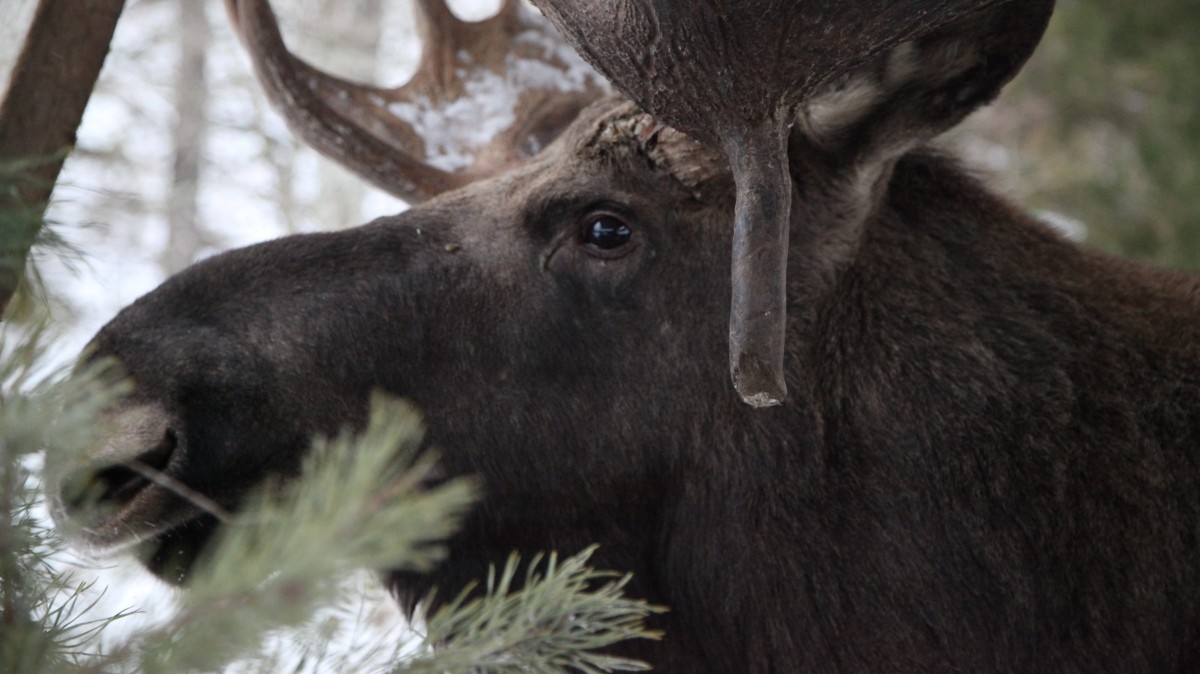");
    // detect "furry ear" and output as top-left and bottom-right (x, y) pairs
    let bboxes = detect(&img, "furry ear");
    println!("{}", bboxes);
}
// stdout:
(796, 0), (1055, 160)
